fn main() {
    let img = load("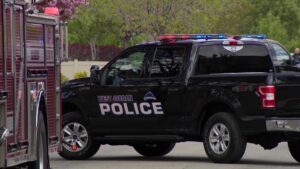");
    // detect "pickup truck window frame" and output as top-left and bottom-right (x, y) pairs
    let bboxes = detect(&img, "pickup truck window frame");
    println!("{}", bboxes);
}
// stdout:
(149, 45), (187, 79)
(191, 42), (274, 76)
(268, 42), (295, 72)
(100, 45), (155, 86)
